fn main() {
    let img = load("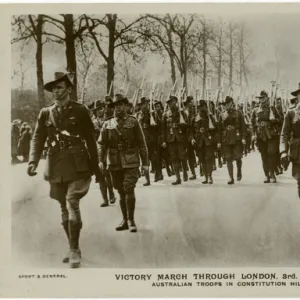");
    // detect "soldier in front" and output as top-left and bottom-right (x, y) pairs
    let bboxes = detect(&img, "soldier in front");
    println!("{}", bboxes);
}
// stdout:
(280, 83), (300, 198)
(161, 95), (189, 185)
(219, 96), (246, 184)
(27, 72), (99, 268)
(190, 100), (219, 184)
(98, 94), (149, 233)
(251, 90), (281, 183)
